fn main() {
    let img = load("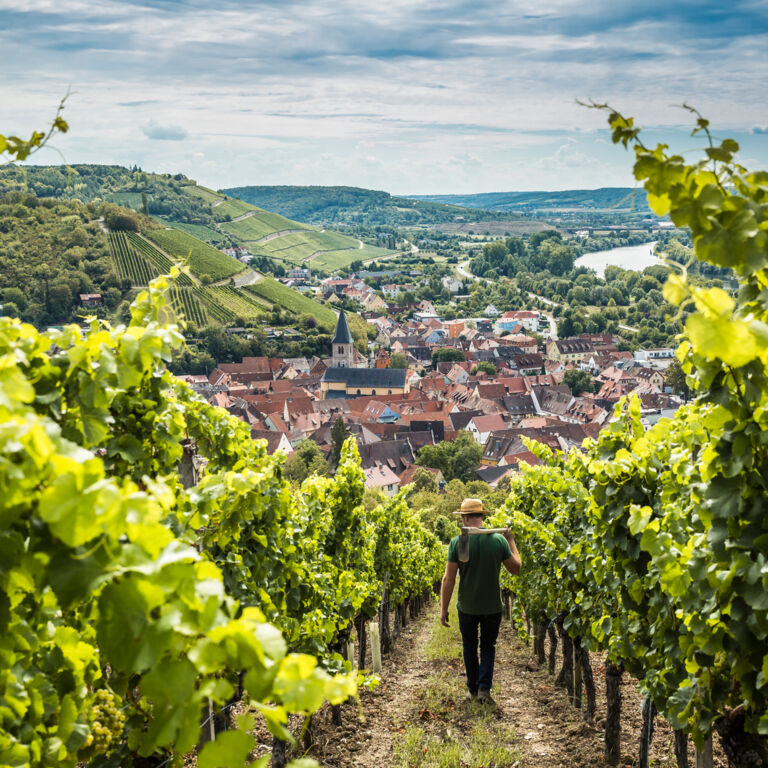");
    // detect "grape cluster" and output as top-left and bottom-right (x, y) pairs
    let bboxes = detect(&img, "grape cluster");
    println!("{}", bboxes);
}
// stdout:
(88, 689), (125, 755)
